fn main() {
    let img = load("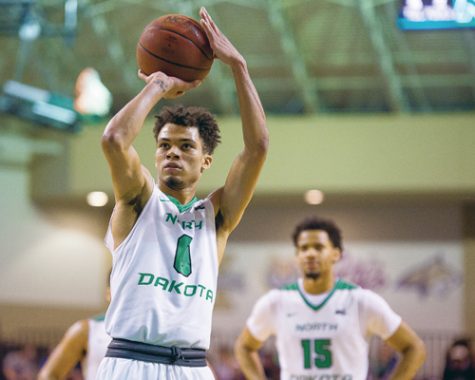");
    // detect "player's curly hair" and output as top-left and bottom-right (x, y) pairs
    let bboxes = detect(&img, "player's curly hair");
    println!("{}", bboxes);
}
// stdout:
(153, 105), (221, 154)
(291, 216), (343, 251)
